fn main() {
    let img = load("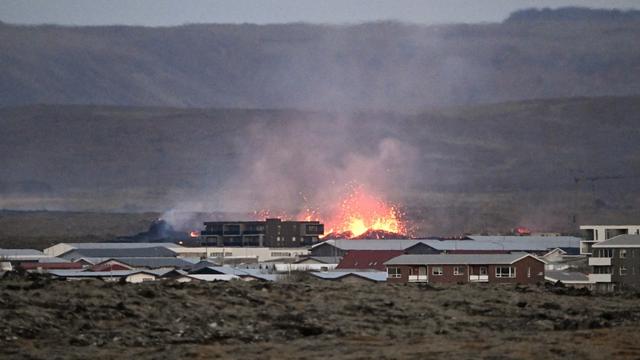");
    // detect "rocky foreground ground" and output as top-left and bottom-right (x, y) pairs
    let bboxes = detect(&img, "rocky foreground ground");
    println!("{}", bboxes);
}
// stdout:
(2, 274), (640, 359)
